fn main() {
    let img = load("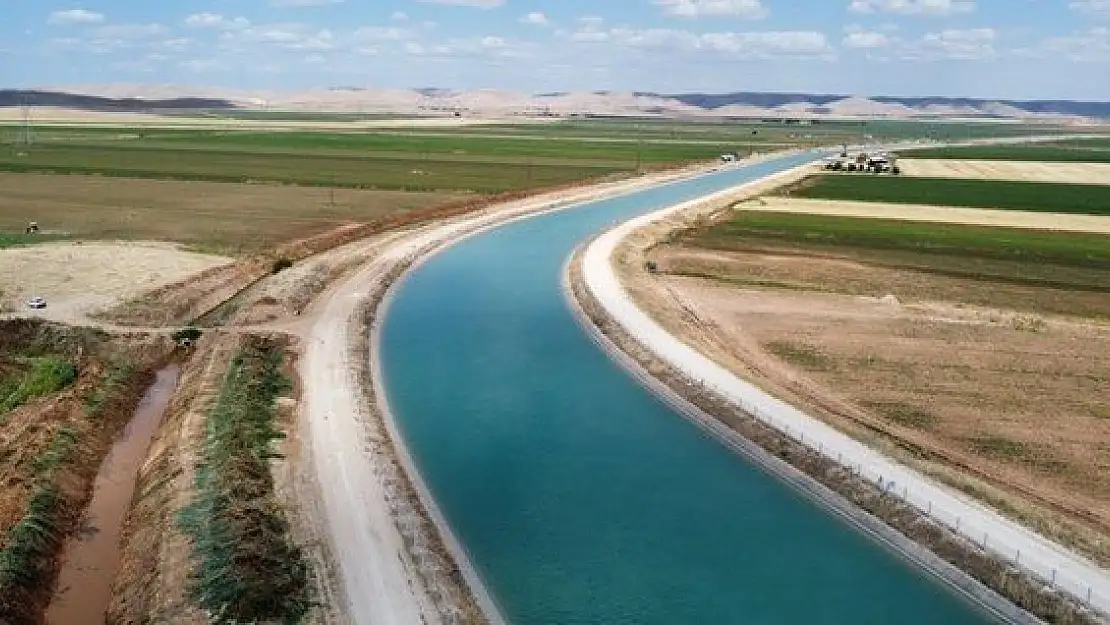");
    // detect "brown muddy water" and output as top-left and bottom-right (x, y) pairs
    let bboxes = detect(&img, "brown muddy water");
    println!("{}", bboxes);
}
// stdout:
(45, 365), (181, 625)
